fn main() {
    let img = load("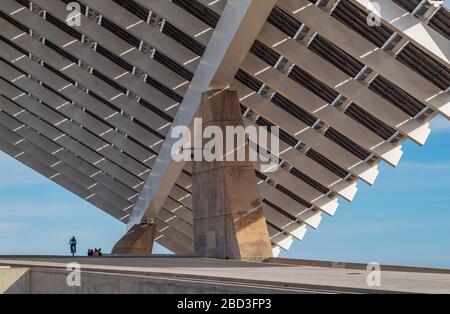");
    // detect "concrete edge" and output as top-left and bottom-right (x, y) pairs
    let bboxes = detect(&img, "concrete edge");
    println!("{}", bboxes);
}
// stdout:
(265, 258), (450, 274)
(0, 260), (408, 294)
